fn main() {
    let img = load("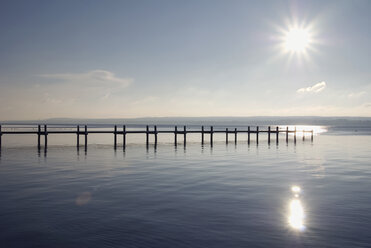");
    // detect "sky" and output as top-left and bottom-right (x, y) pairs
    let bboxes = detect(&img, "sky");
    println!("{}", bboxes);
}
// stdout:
(0, 0), (370, 120)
